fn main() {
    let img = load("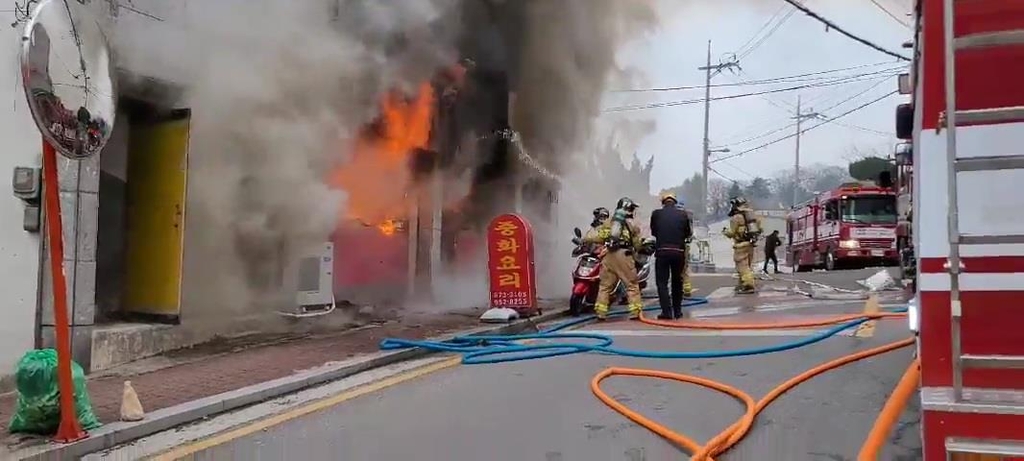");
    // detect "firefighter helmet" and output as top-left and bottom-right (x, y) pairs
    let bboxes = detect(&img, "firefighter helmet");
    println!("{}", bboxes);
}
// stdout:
(616, 197), (638, 211)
